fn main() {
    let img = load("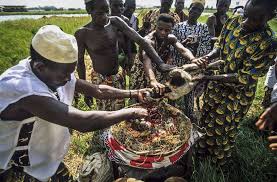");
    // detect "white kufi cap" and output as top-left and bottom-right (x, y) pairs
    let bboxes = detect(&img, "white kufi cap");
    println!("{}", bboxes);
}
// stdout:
(31, 25), (78, 64)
